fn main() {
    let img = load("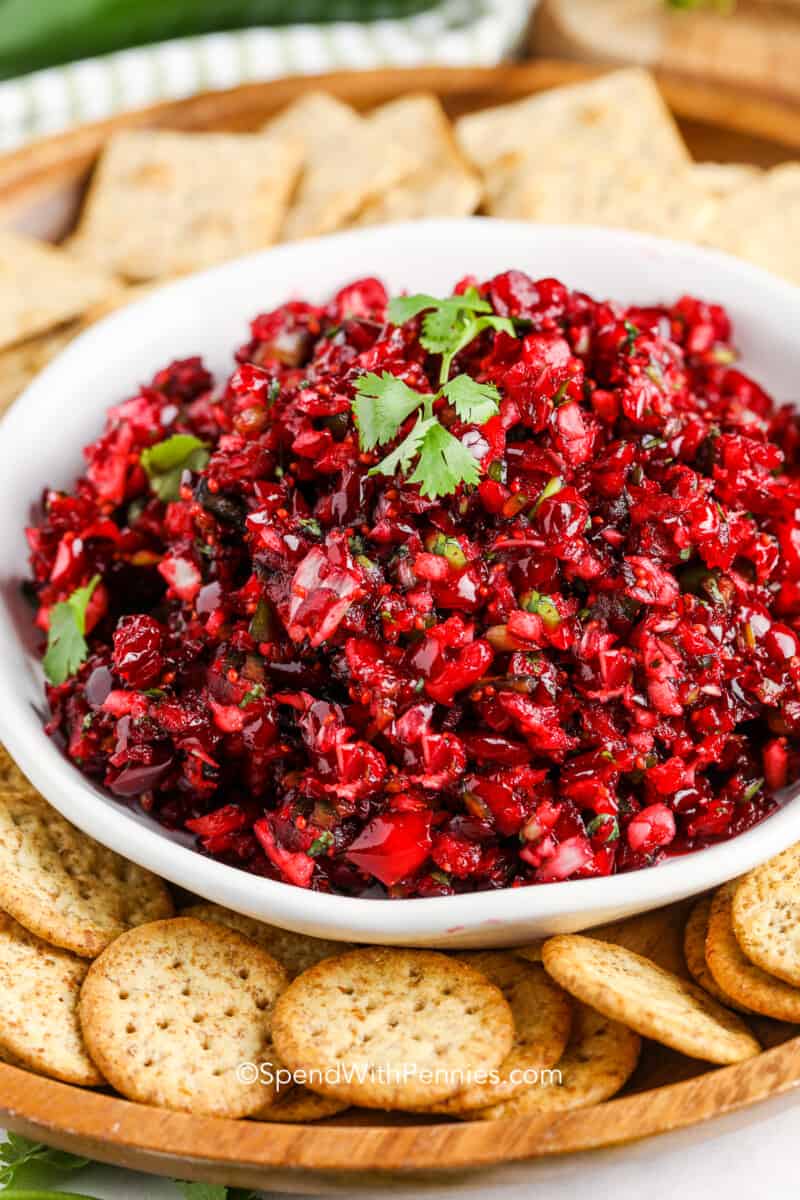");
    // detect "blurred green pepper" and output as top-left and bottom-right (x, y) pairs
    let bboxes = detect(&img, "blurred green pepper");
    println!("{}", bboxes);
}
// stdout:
(0, 0), (440, 79)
